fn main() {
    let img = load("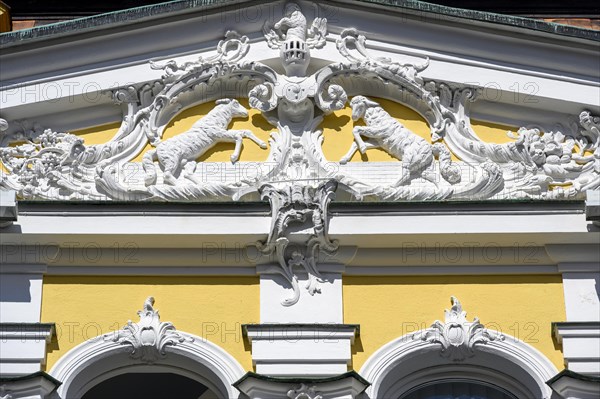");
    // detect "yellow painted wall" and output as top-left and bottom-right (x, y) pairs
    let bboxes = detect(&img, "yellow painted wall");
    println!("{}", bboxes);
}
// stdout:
(68, 99), (273, 164)
(319, 98), (516, 162)
(72, 123), (122, 146)
(65, 98), (516, 167)
(343, 275), (565, 371)
(471, 120), (517, 145)
(320, 98), (430, 163)
(161, 100), (272, 163)
(41, 276), (259, 371)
